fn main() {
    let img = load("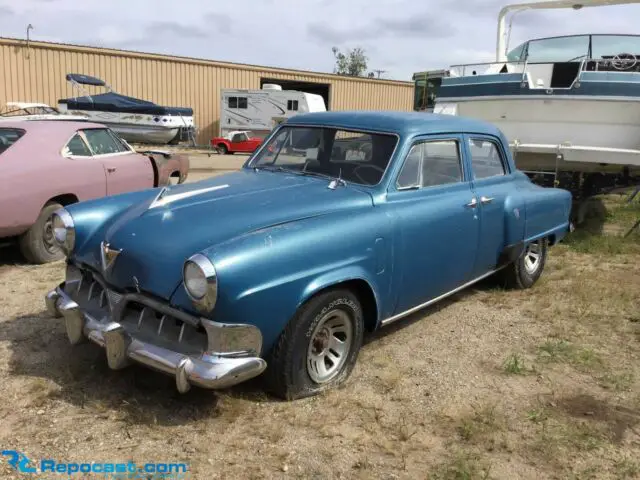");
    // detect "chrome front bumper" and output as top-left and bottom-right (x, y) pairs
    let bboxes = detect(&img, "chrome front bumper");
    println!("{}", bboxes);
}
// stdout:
(45, 277), (267, 394)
